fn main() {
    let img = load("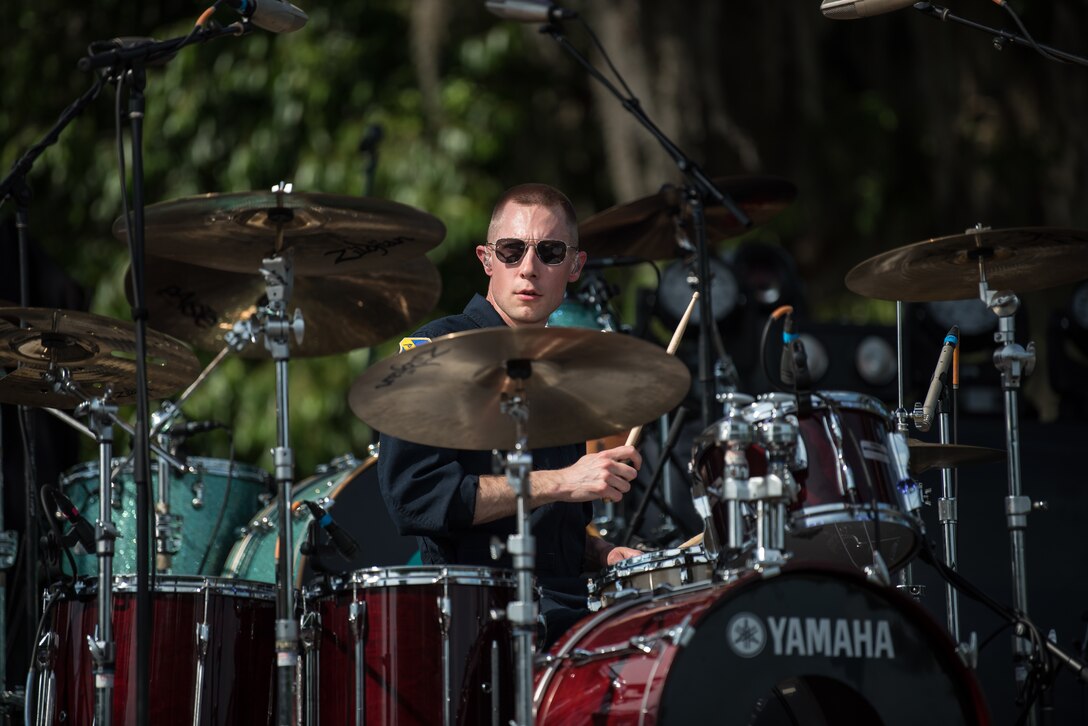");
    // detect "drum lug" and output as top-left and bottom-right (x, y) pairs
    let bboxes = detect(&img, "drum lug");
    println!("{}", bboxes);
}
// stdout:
(33, 630), (59, 726)
(155, 512), (183, 556)
(300, 610), (321, 726)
